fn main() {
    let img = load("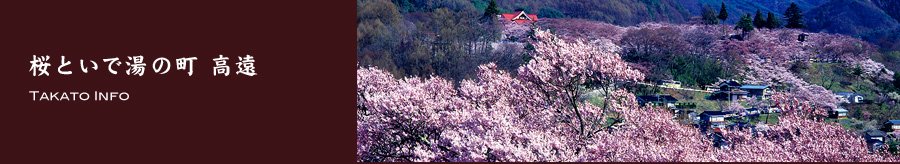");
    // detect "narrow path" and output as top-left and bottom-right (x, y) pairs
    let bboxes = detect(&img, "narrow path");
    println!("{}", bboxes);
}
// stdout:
(634, 82), (713, 93)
